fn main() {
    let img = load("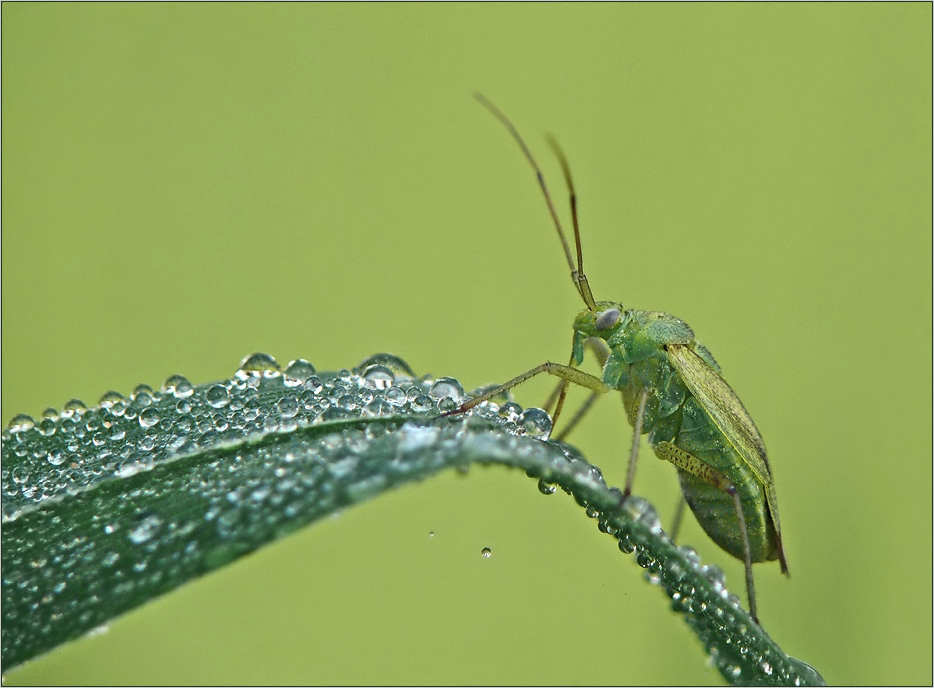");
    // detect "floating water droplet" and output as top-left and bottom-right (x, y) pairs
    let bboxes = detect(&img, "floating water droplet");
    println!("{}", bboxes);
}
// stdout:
(236, 352), (282, 379)
(429, 531), (435, 538)
(162, 374), (194, 398)
(518, 407), (552, 439)
(7, 414), (35, 433)
(480, 547), (492, 558)
(283, 359), (316, 386)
